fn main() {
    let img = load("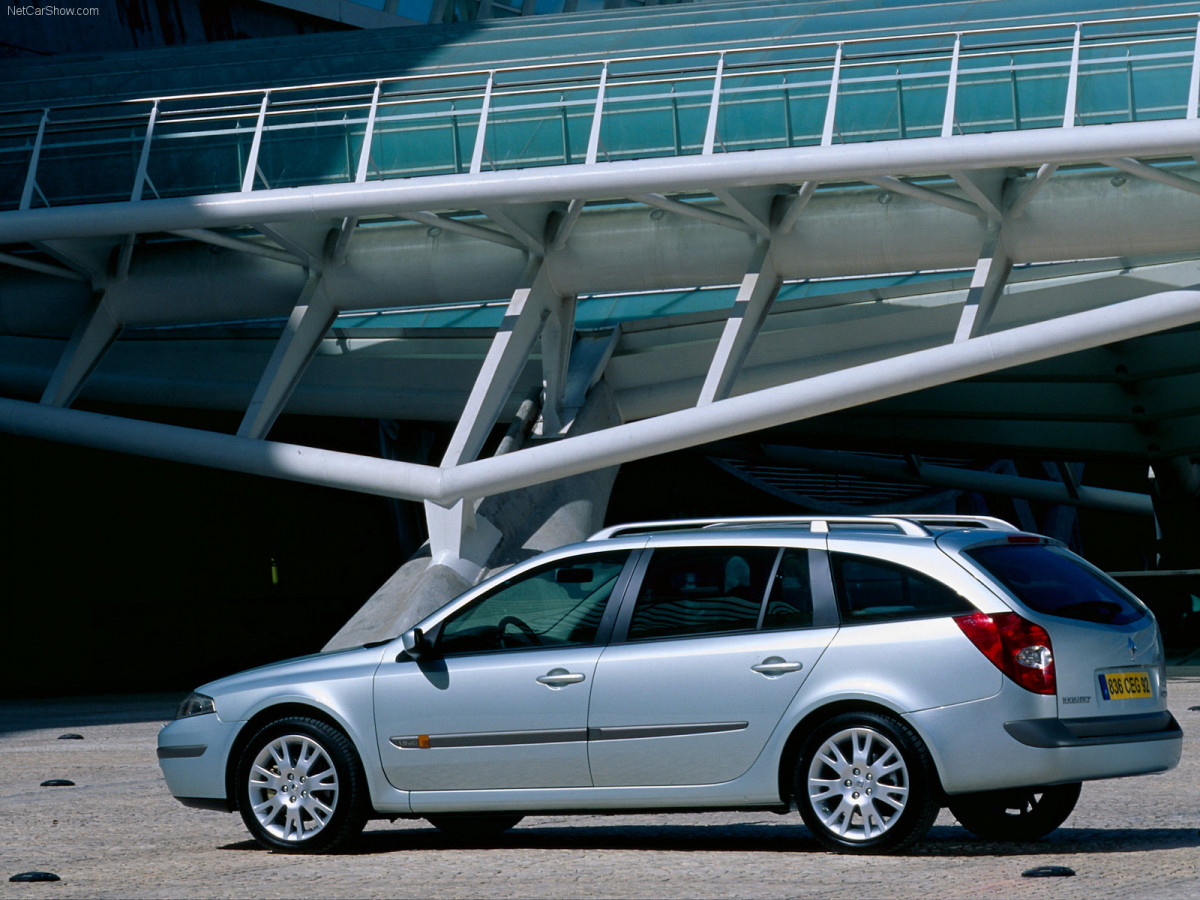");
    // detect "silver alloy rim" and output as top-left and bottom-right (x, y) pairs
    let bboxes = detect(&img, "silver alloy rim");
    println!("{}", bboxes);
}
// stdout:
(807, 726), (909, 842)
(248, 734), (339, 842)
